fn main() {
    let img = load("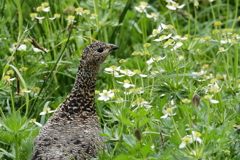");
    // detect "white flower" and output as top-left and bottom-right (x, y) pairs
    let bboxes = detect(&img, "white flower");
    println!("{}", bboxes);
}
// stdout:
(178, 55), (184, 60)
(192, 131), (202, 143)
(207, 83), (221, 93)
(217, 47), (229, 54)
(193, 0), (199, 8)
(147, 56), (166, 70)
(35, 16), (45, 23)
(135, 1), (149, 13)
(117, 79), (135, 88)
(146, 12), (158, 22)
(154, 34), (172, 42)
(49, 14), (60, 20)
(30, 119), (43, 127)
(192, 70), (206, 75)
(75, 7), (84, 15)
(133, 70), (148, 77)
(166, 2), (185, 10)
(66, 15), (75, 23)
(163, 39), (175, 48)
(179, 135), (193, 148)
(204, 95), (219, 104)
(220, 39), (236, 44)
(35, 16), (45, 20)
(161, 23), (174, 29)
(161, 107), (176, 118)
(171, 42), (183, 51)
(119, 69), (136, 76)
(131, 98), (152, 110)
(179, 131), (202, 148)
(33, 47), (49, 53)
(124, 87), (144, 95)
(172, 35), (188, 40)
(166, 0), (176, 3)
(90, 14), (98, 19)
(149, 25), (163, 37)
(104, 66), (124, 77)
(18, 44), (27, 51)
(146, 57), (155, 65)
(42, 7), (50, 12)
(40, 107), (56, 115)
(9, 44), (27, 52)
(98, 90), (114, 101)
(105, 66), (120, 72)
